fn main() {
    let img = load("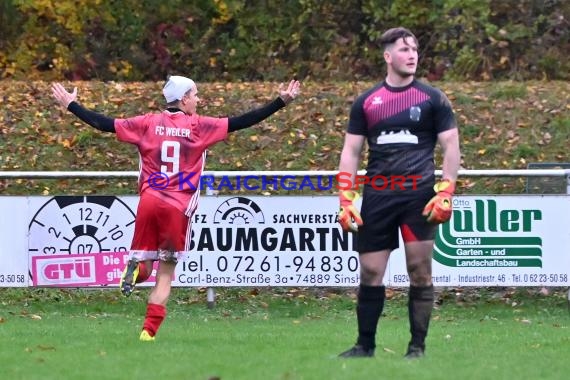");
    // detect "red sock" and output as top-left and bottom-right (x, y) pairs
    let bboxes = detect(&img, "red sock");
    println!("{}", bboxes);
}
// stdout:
(142, 303), (166, 337)
(135, 262), (150, 284)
